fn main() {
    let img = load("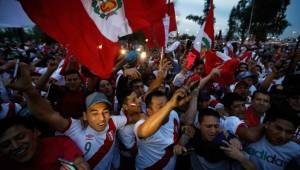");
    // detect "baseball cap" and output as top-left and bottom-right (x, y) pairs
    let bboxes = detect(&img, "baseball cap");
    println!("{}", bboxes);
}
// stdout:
(236, 71), (256, 81)
(85, 92), (111, 108)
(125, 50), (138, 64)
